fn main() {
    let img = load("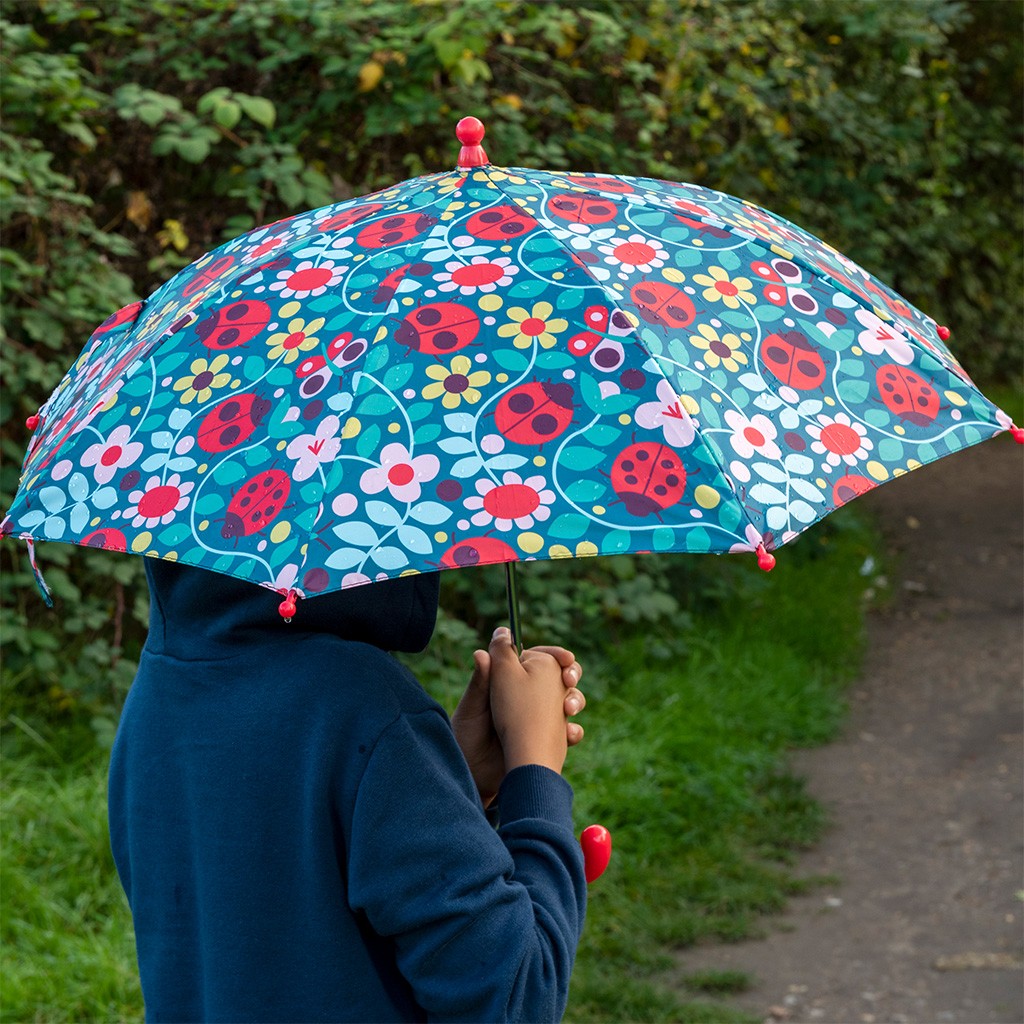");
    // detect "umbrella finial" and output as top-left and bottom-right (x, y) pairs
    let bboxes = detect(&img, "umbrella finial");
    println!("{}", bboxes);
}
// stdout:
(456, 116), (488, 168)
(936, 324), (951, 341)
